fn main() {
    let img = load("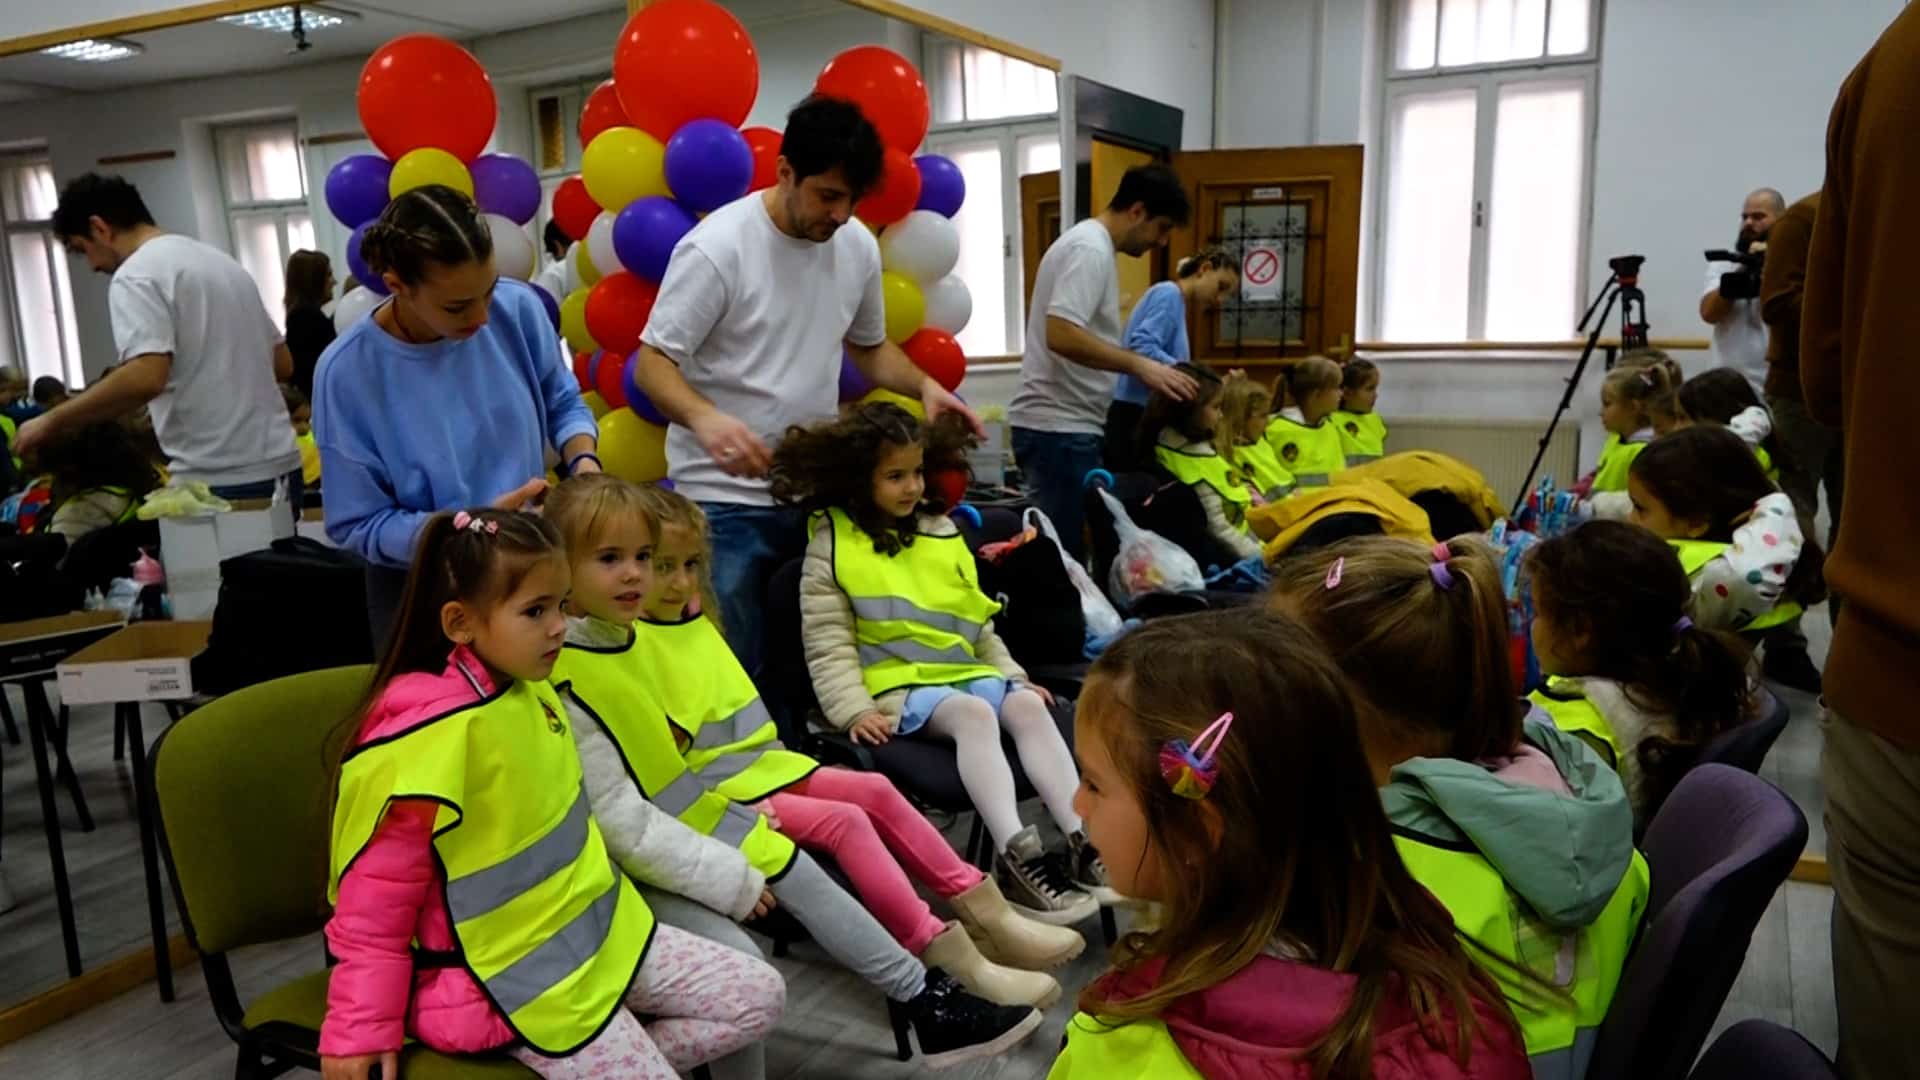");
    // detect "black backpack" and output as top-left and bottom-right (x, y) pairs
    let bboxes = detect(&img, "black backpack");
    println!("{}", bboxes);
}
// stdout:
(192, 537), (376, 695)
(975, 527), (1086, 666)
